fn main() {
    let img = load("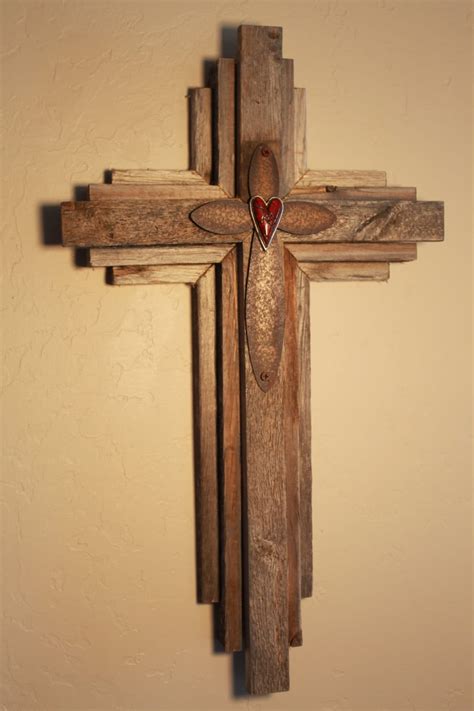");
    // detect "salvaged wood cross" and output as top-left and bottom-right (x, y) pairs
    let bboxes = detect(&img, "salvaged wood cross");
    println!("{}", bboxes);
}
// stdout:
(61, 25), (444, 696)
